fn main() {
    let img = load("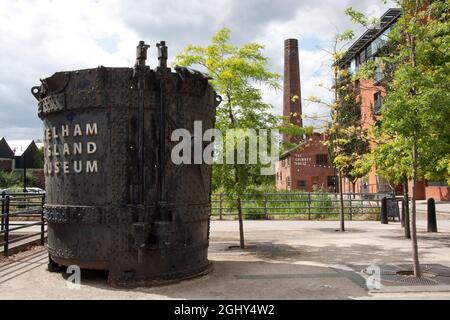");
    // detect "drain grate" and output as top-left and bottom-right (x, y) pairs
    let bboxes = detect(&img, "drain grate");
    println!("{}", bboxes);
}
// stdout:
(361, 264), (450, 287)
